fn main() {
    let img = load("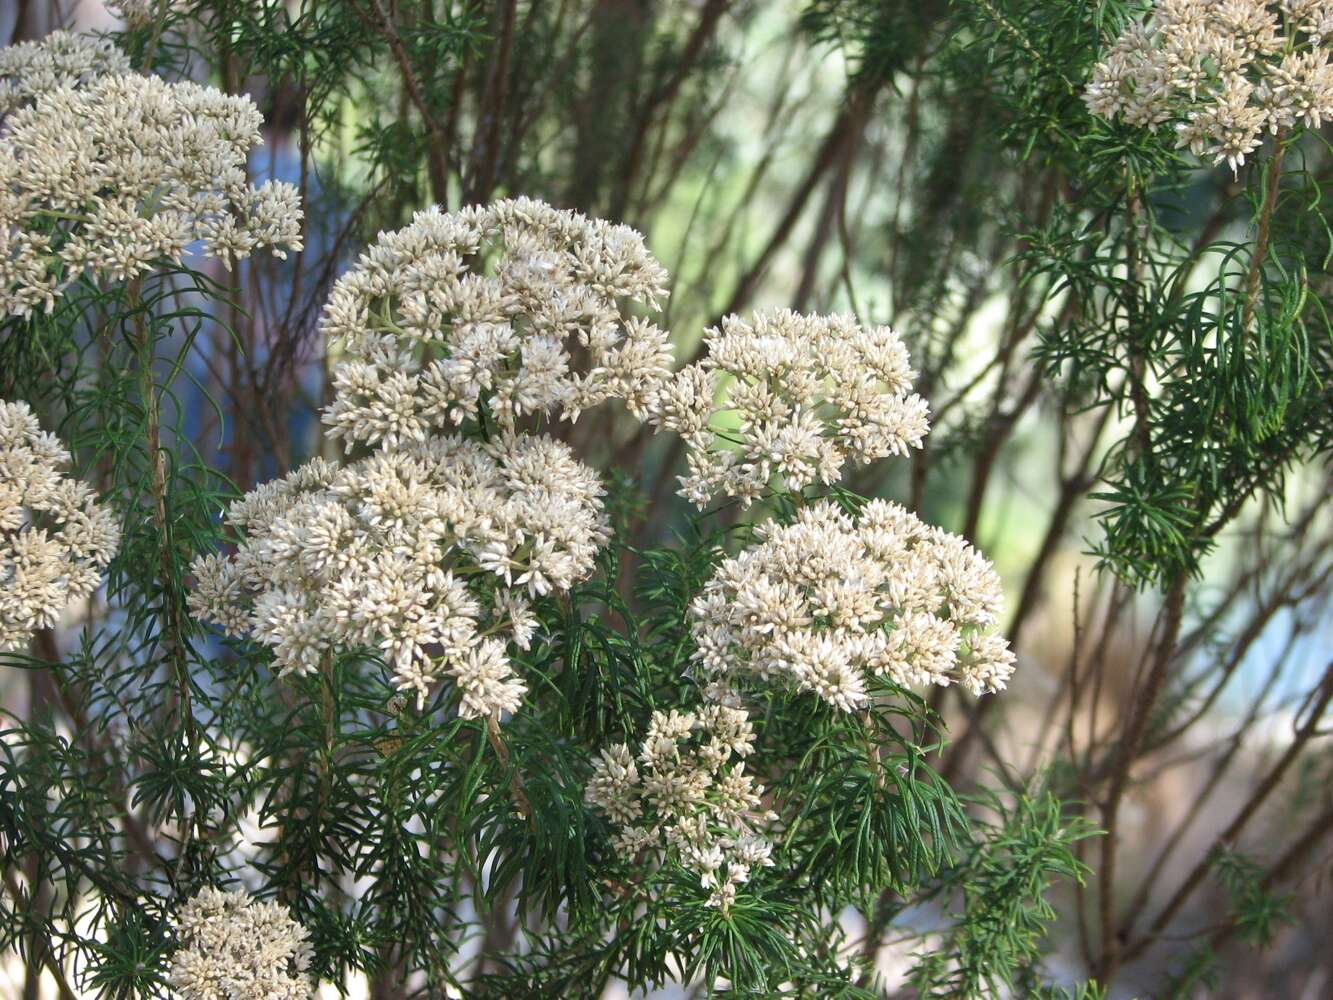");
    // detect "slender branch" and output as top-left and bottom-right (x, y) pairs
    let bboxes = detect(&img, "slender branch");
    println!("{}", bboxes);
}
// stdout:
(1123, 178), (1153, 464)
(354, 0), (452, 202)
(1094, 574), (1187, 984)
(2, 869), (78, 1000)
(485, 711), (533, 824)
(465, 0), (518, 205)
(712, 87), (873, 330)
(1117, 627), (1297, 938)
(1239, 132), (1287, 341)
(611, 0), (733, 219)
(129, 279), (194, 756)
